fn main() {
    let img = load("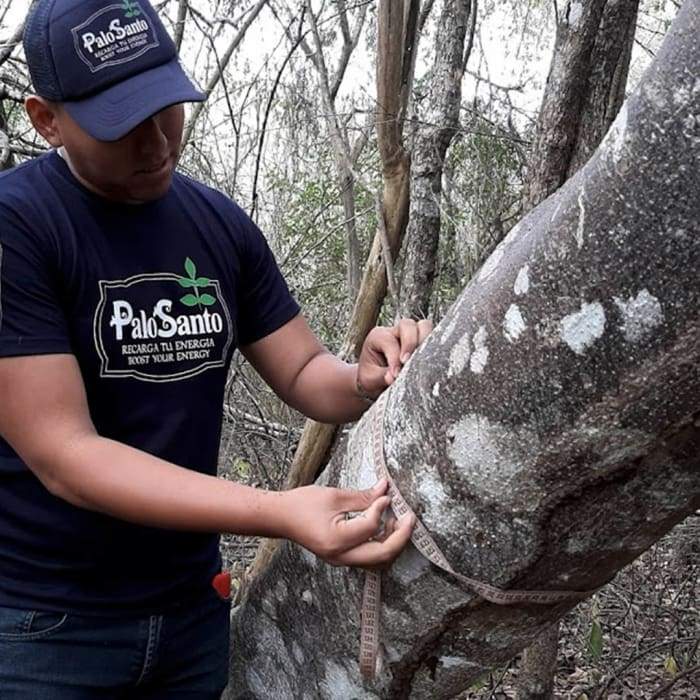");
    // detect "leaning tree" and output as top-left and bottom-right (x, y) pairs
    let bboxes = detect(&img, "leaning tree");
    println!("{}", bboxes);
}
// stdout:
(226, 1), (699, 697)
